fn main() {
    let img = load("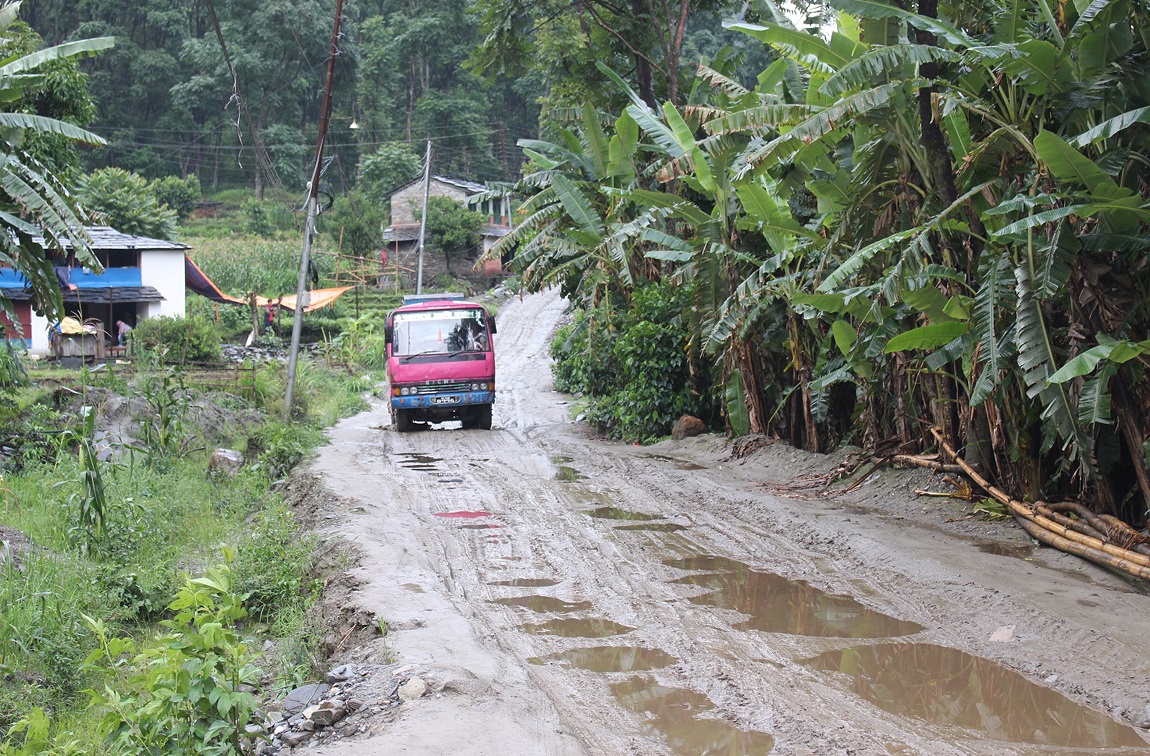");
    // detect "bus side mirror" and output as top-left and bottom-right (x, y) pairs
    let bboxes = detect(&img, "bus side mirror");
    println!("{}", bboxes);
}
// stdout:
(487, 316), (497, 335)
(384, 326), (393, 344)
